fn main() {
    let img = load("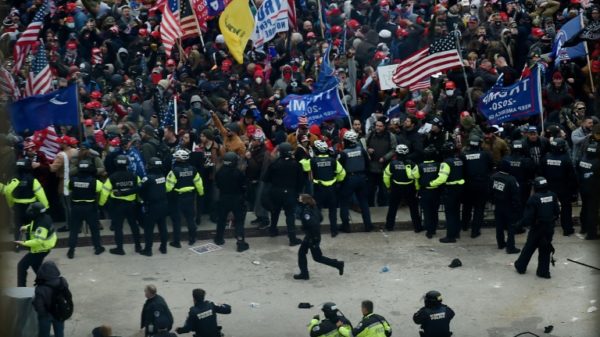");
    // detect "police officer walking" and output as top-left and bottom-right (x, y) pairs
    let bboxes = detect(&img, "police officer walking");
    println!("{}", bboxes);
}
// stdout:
(214, 152), (249, 252)
(413, 290), (455, 337)
(337, 300), (391, 337)
(430, 142), (464, 243)
(67, 160), (105, 258)
(576, 143), (600, 240)
(490, 160), (522, 254)
(308, 302), (352, 337)
(539, 138), (576, 236)
(412, 145), (442, 239)
(1, 159), (49, 246)
(262, 142), (304, 246)
(166, 149), (204, 247)
(15, 202), (57, 287)
(383, 144), (422, 232)
(175, 289), (231, 337)
(308, 140), (346, 236)
(99, 155), (142, 255)
(139, 158), (169, 256)
(294, 194), (344, 280)
(514, 177), (560, 279)
(461, 136), (494, 238)
(338, 130), (373, 233)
